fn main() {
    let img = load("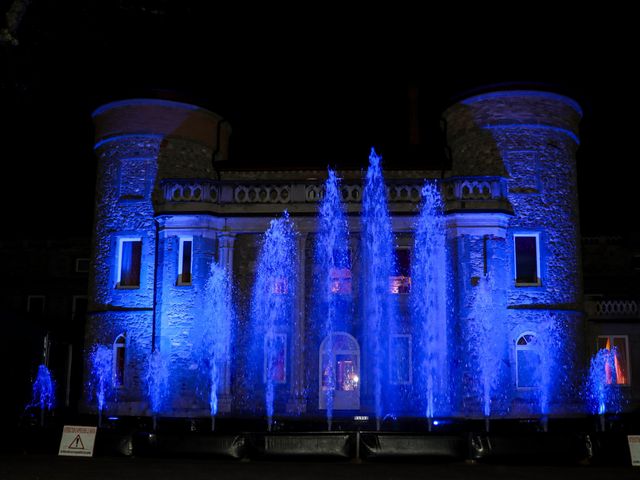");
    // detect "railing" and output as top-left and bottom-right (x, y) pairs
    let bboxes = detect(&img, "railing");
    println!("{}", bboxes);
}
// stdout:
(585, 299), (640, 319)
(444, 176), (508, 201)
(443, 176), (512, 213)
(163, 179), (218, 203)
(160, 177), (512, 213)
(234, 185), (291, 204)
(305, 184), (421, 203)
